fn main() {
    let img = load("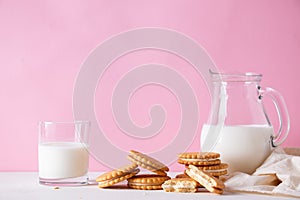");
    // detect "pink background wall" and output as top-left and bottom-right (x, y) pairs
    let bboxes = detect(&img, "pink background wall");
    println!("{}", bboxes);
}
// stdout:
(0, 0), (299, 171)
